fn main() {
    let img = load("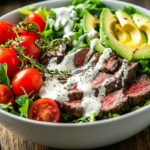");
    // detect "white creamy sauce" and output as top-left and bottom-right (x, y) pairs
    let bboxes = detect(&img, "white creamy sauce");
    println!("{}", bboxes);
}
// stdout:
(100, 59), (128, 89)
(73, 34), (87, 46)
(39, 78), (69, 102)
(52, 6), (78, 41)
(47, 49), (81, 72)
(81, 97), (101, 117)
(87, 29), (98, 39)
(59, 44), (67, 52)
